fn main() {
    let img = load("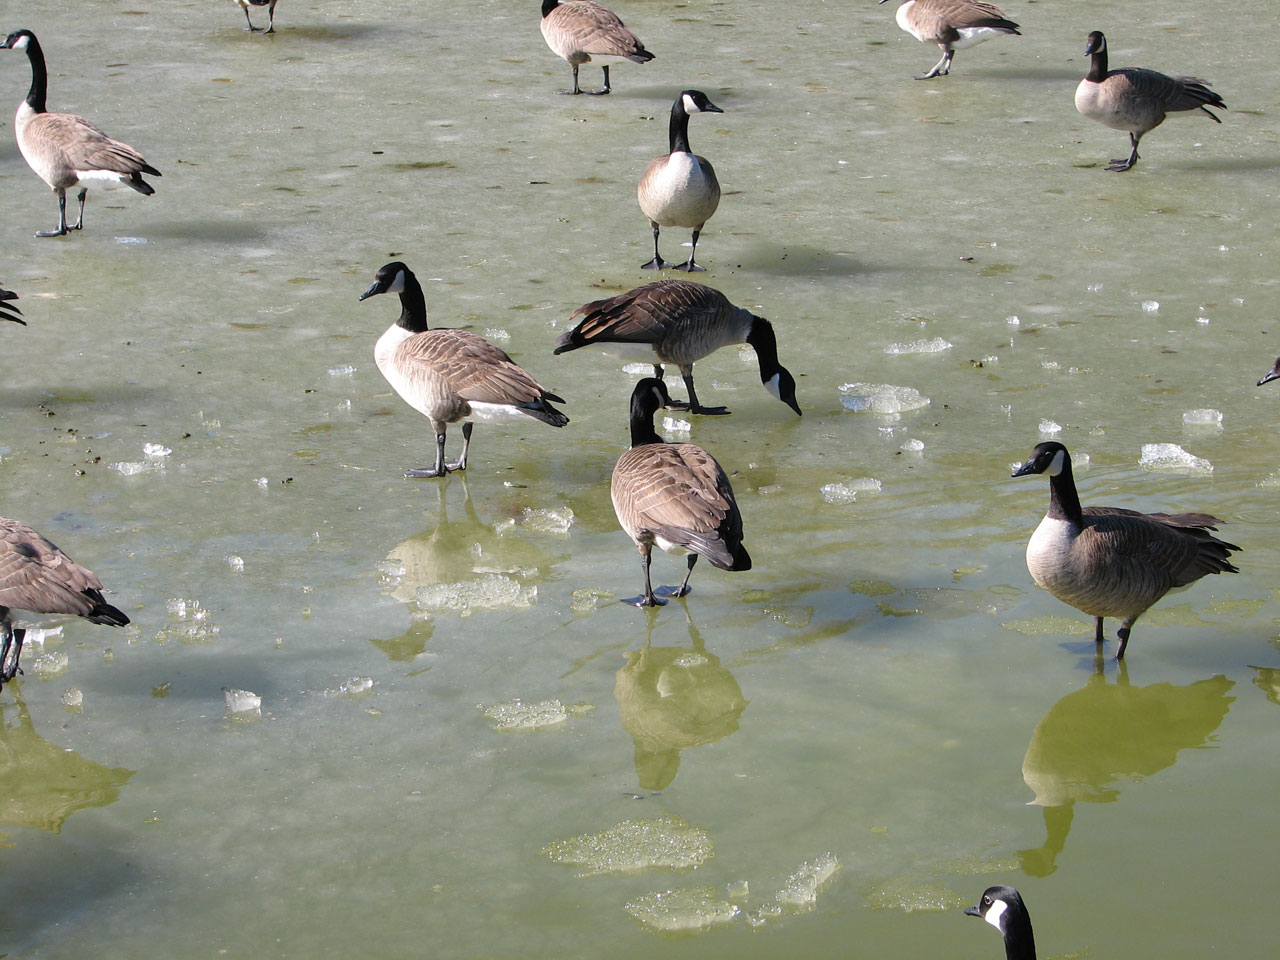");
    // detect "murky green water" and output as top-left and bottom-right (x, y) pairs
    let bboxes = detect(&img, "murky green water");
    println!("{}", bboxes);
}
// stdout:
(1, 0), (1278, 956)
